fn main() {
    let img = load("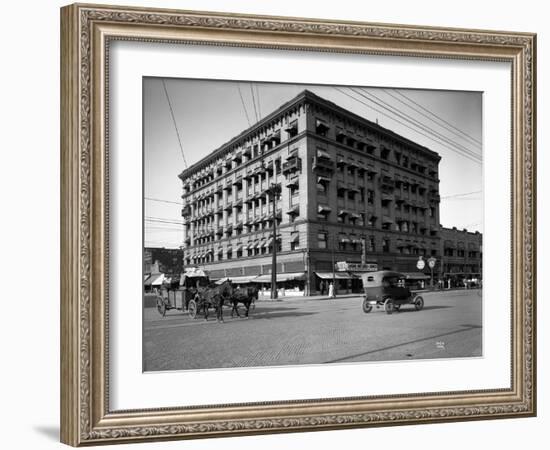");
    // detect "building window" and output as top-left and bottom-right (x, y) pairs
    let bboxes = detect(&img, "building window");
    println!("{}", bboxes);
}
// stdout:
(368, 236), (375, 252)
(290, 232), (300, 251)
(382, 239), (390, 253)
(227, 249), (233, 260)
(317, 232), (327, 249)
(317, 211), (329, 222)
(429, 207), (435, 217)
(367, 190), (374, 205)
(286, 120), (298, 138)
(315, 118), (329, 137)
